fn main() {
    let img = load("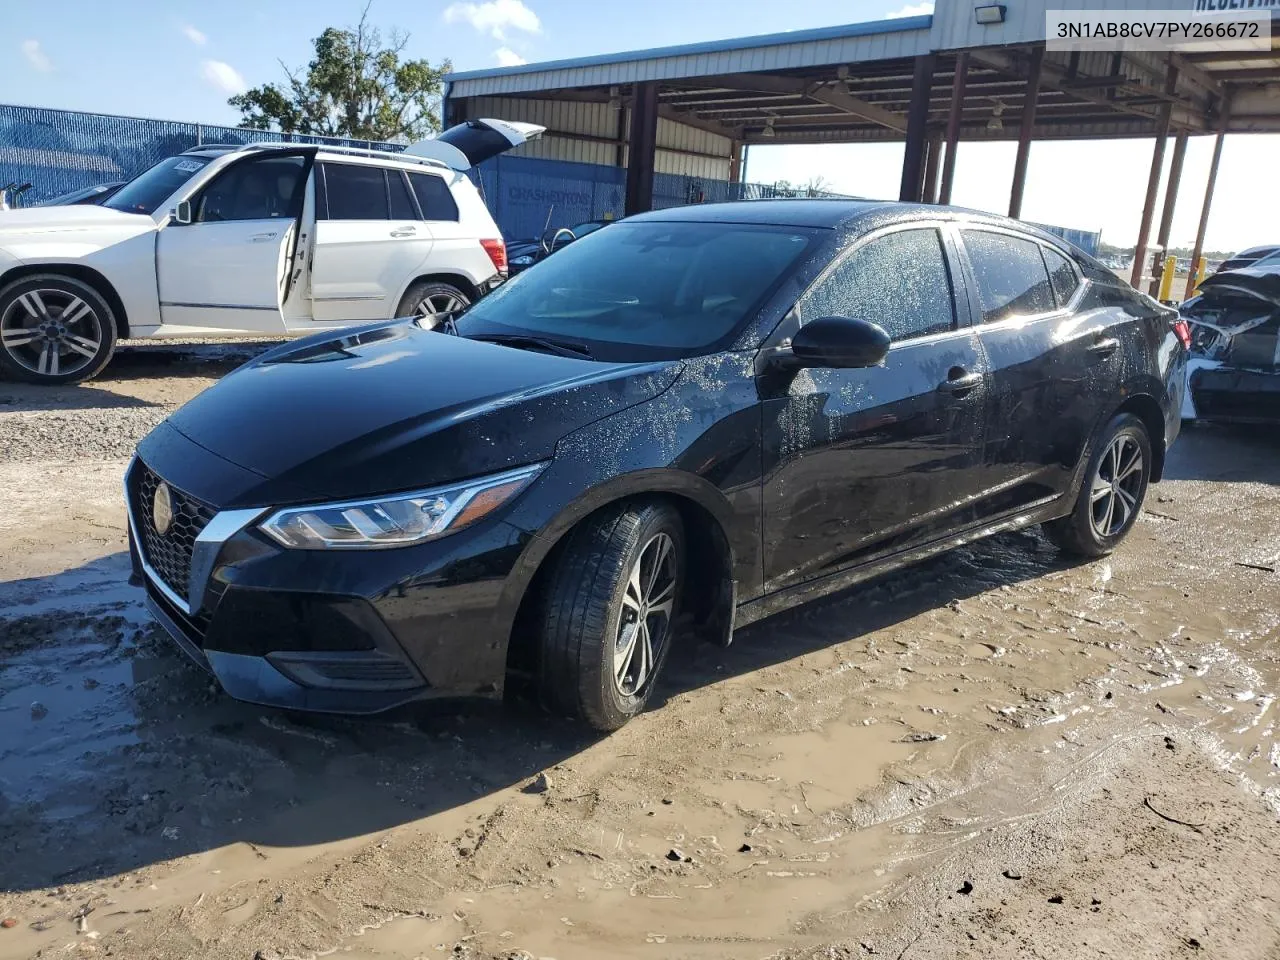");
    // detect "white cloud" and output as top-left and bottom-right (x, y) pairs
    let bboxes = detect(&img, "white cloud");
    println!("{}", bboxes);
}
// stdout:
(887, 1), (934, 16)
(21, 39), (52, 73)
(493, 46), (527, 67)
(443, 0), (540, 42)
(182, 24), (207, 46)
(201, 59), (247, 95)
